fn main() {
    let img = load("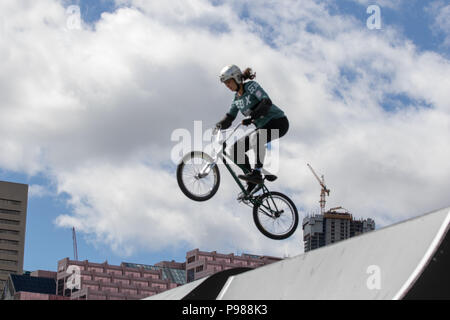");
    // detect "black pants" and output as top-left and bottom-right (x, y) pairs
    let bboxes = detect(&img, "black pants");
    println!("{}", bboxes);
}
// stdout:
(230, 116), (289, 173)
